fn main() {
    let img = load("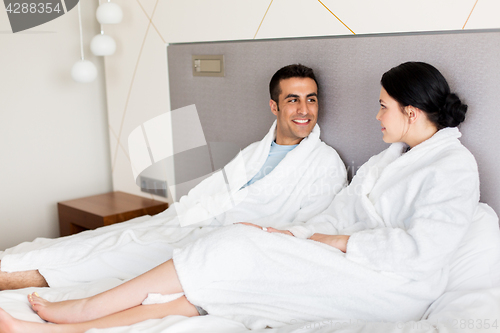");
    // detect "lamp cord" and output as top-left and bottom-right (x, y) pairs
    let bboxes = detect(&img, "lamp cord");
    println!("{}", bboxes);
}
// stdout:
(98, 0), (104, 35)
(77, 2), (84, 60)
